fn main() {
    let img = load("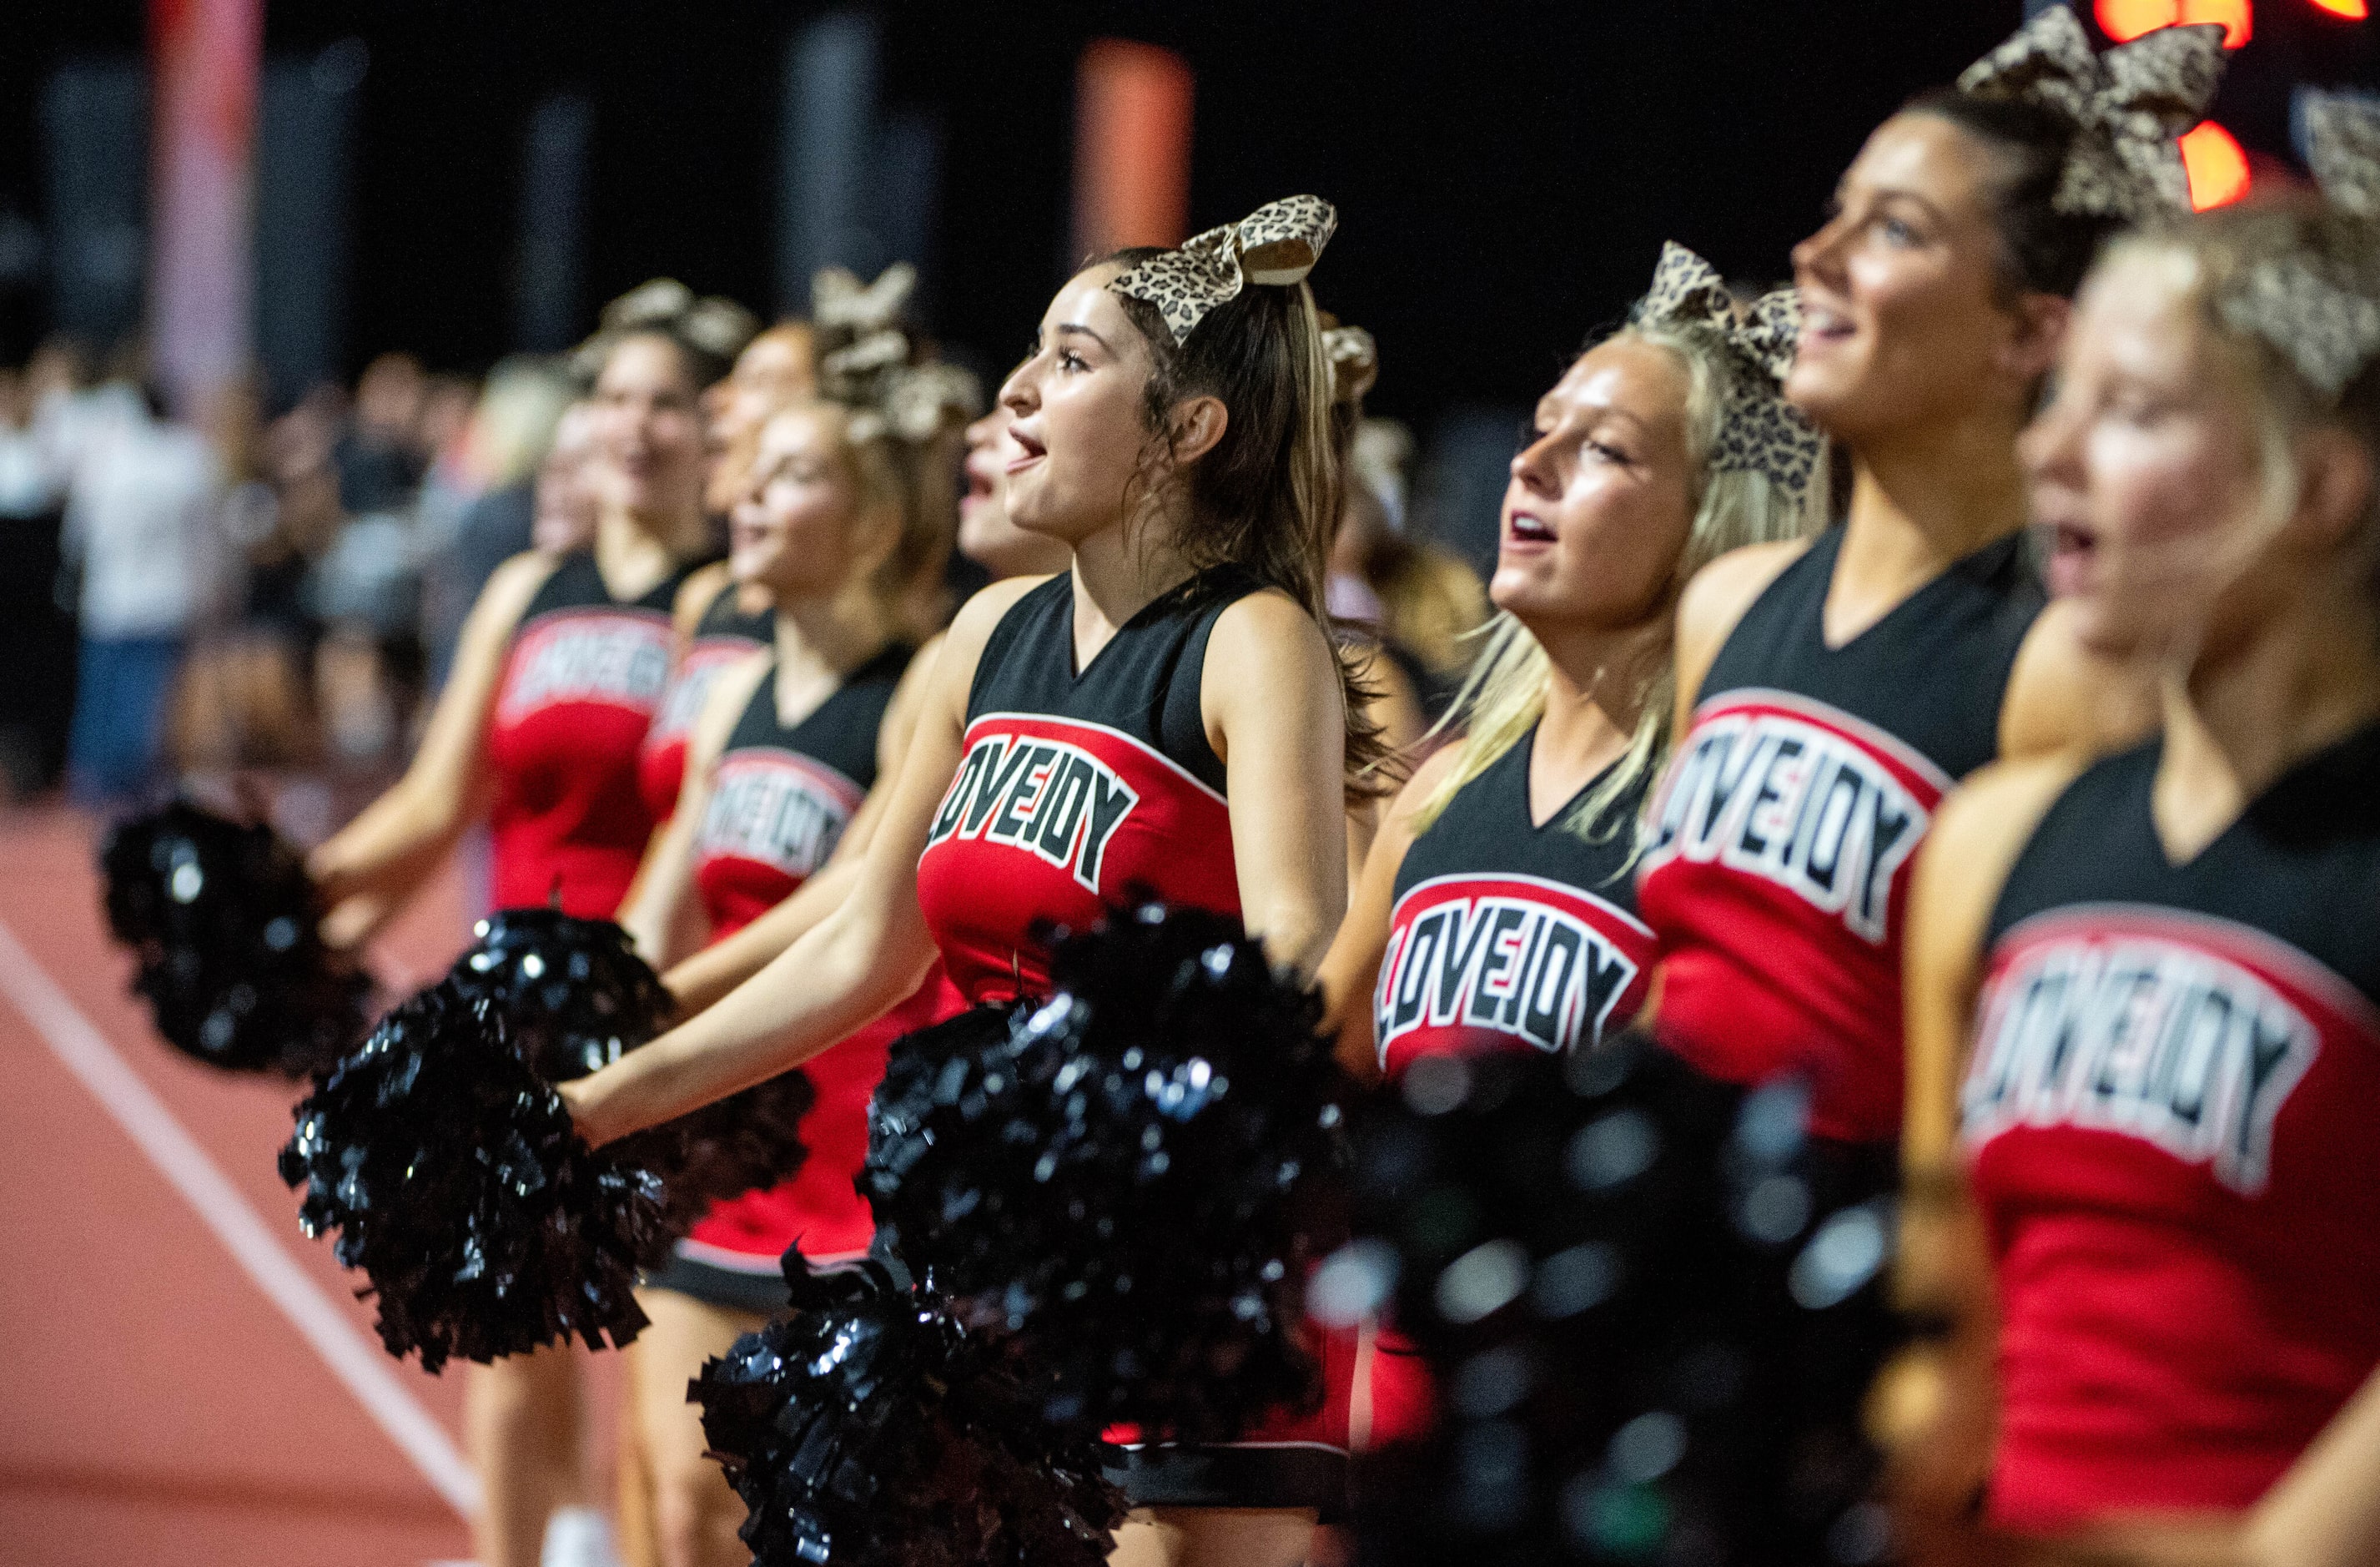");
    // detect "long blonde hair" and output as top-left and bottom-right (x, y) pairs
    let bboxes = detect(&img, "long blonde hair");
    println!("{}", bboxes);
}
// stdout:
(1410, 316), (1829, 864)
